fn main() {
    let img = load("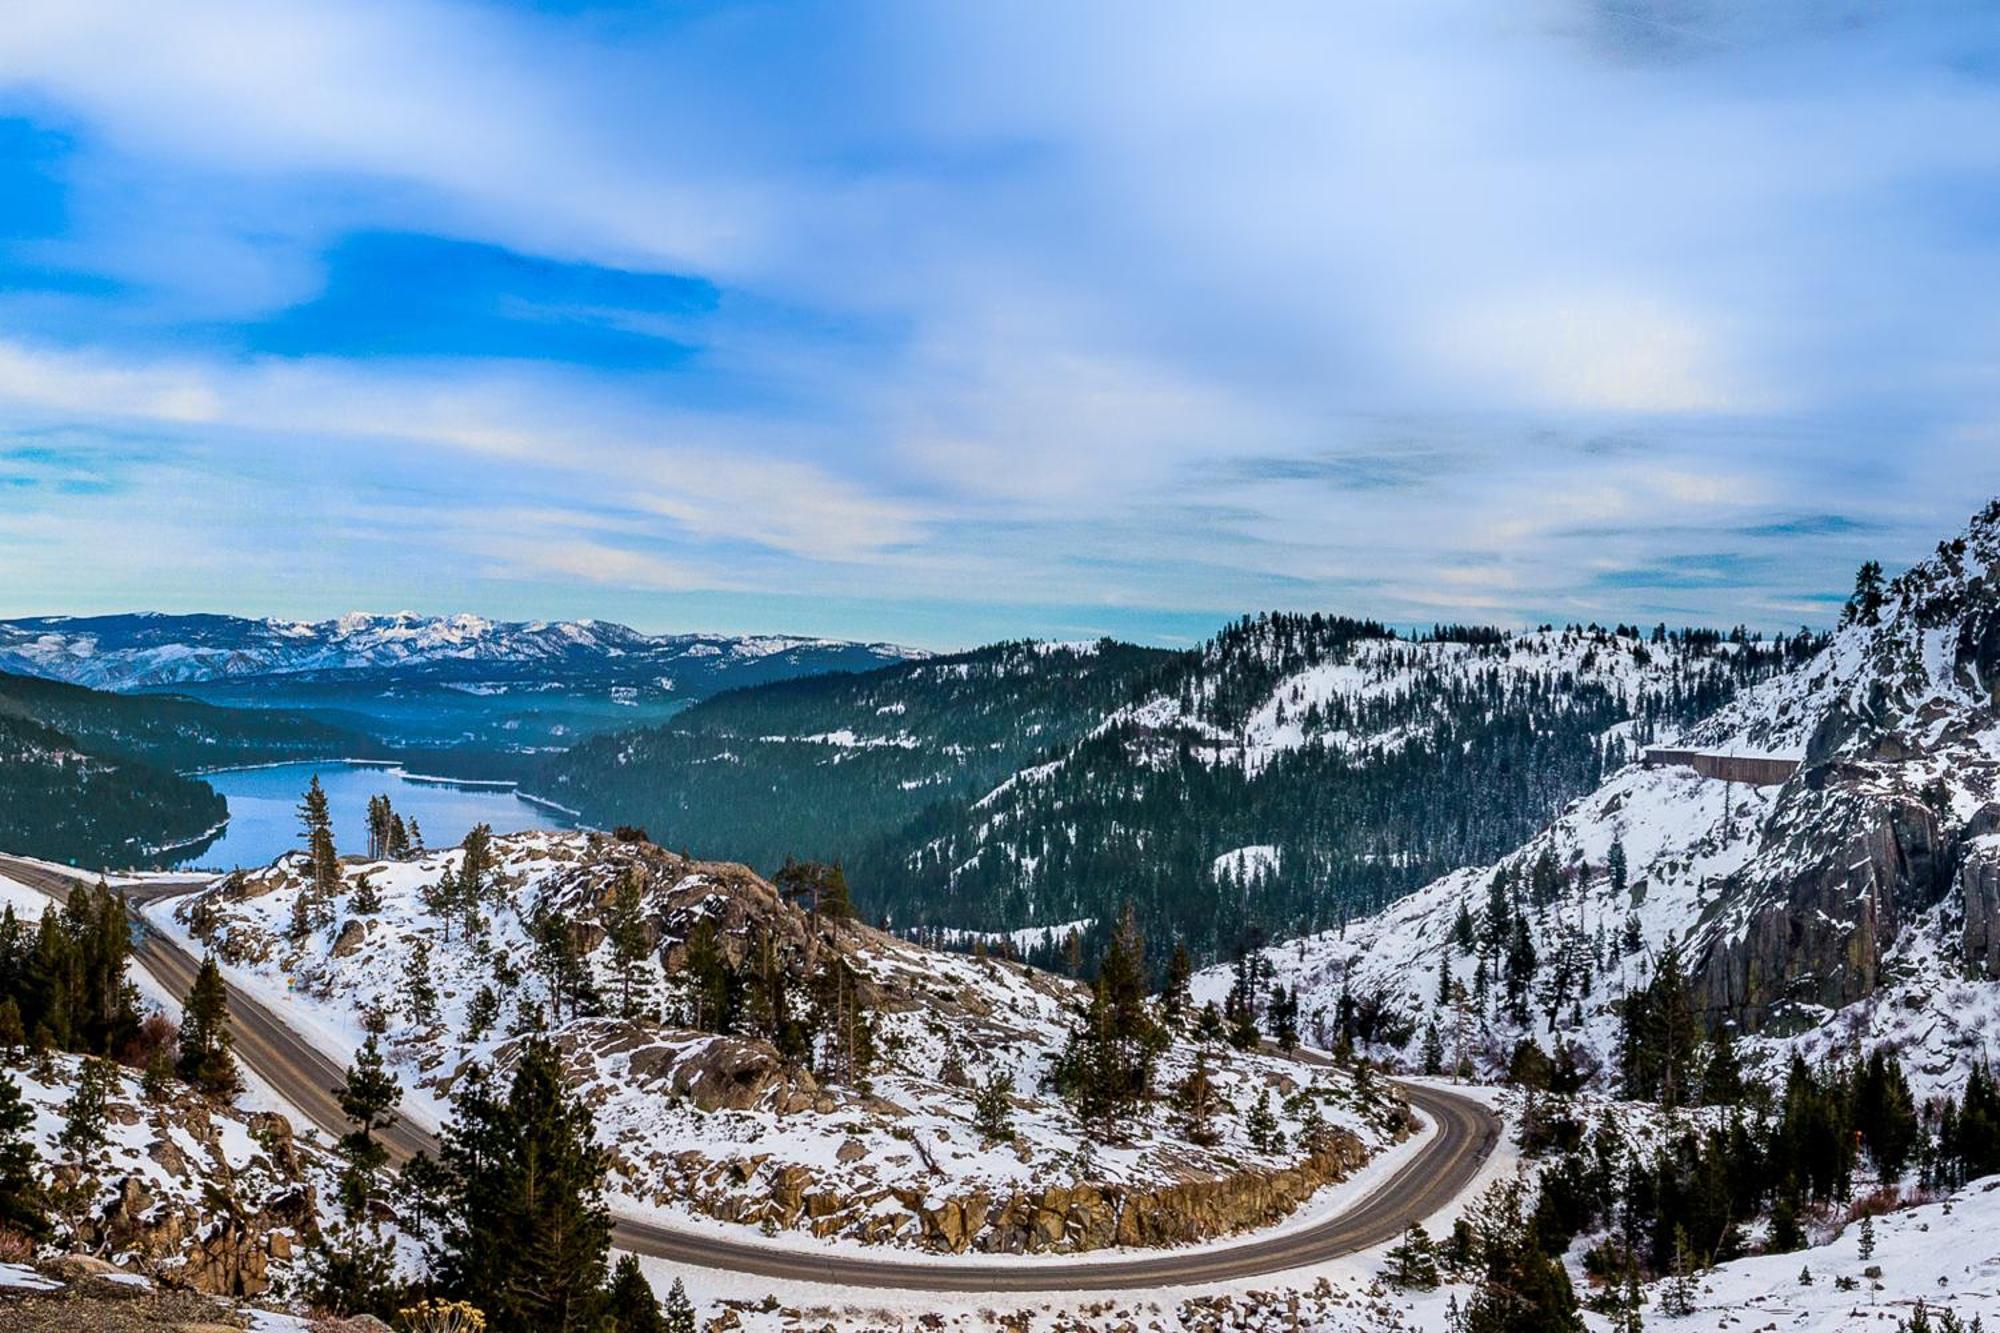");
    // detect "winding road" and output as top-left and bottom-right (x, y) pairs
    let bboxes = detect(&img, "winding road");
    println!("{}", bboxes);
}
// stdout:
(1, 853), (1501, 1292)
